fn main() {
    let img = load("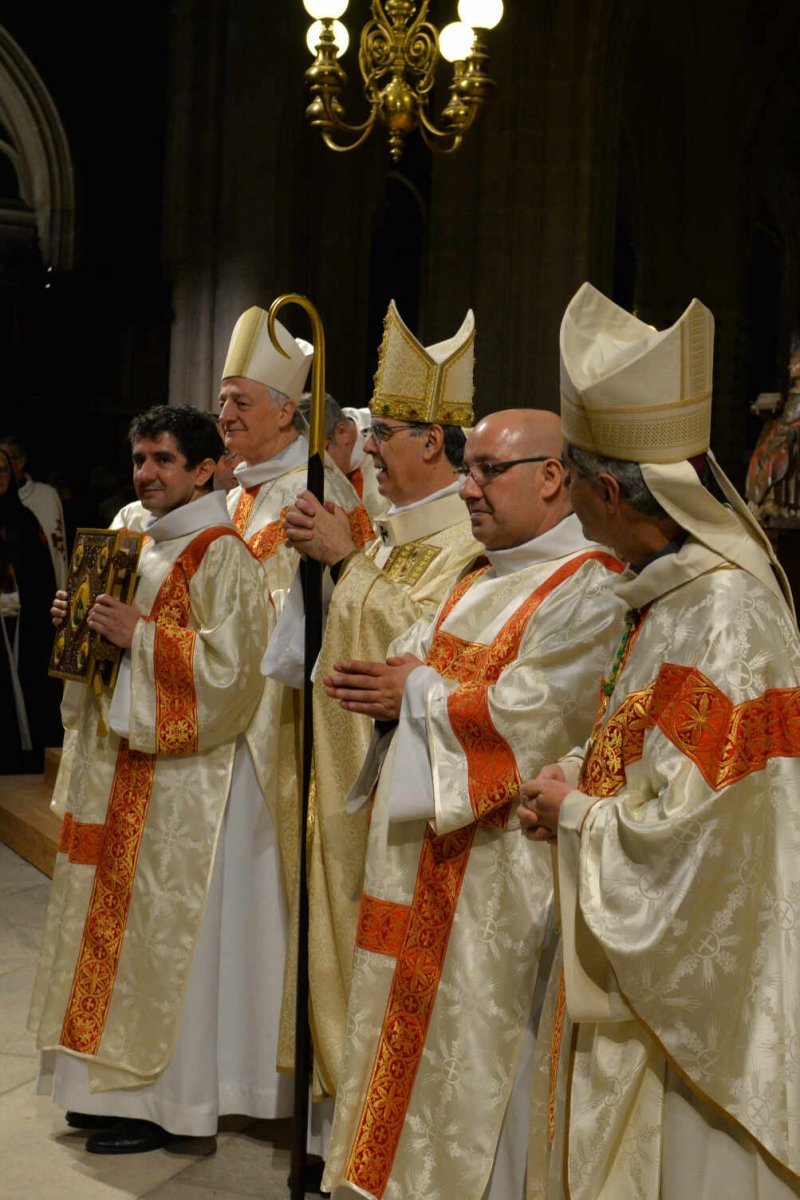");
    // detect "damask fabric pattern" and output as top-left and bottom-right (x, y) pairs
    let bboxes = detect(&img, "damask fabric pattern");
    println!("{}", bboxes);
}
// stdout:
(529, 541), (800, 1199)
(226, 456), (369, 800)
(306, 504), (480, 1095)
(226, 453), (374, 1077)
(324, 542), (626, 1200)
(28, 500), (268, 1092)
